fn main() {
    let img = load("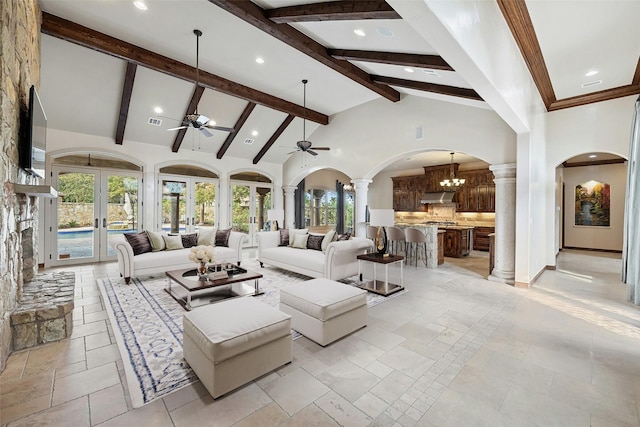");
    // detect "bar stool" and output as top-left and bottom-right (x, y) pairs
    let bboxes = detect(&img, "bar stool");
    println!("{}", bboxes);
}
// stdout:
(366, 225), (378, 243)
(386, 226), (406, 256)
(405, 227), (428, 267)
